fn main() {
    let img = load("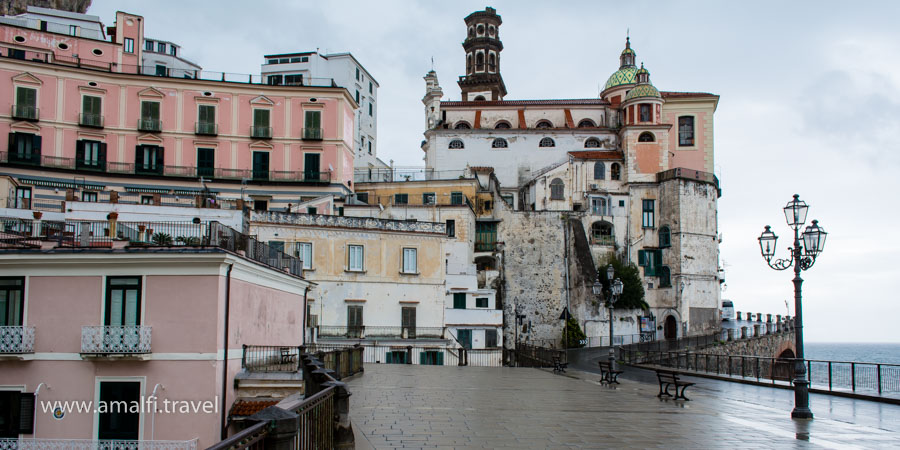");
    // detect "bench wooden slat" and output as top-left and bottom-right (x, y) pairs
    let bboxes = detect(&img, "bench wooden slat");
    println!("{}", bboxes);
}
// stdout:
(655, 369), (695, 400)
